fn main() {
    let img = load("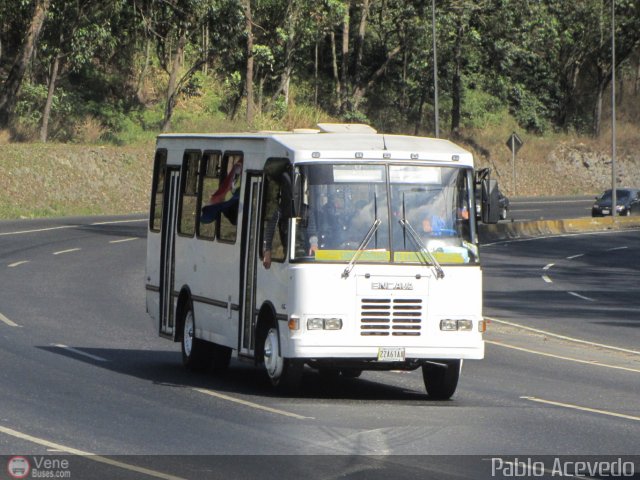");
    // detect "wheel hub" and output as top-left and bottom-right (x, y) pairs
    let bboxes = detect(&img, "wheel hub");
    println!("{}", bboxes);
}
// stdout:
(183, 312), (194, 356)
(264, 328), (283, 379)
